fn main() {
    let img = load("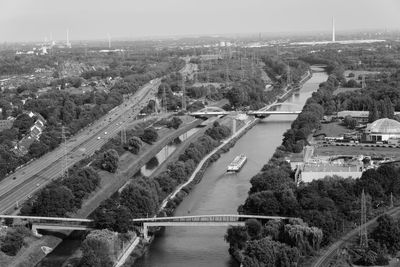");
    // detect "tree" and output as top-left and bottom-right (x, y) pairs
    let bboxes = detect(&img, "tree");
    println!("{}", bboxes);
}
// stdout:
(246, 219), (262, 240)
(125, 136), (142, 154)
(167, 117), (183, 129)
(140, 128), (158, 144)
(114, 205), (133, 233)
(370, 214), (400, 254)
(0, 230), (25, 256)
(226, 86), (249, 107)
(241, 237), (300, 267)
(28, 141), (49, 158)
(61, 99), (77, 124)
(225, 226), (248, 255)
(21, 184), (74, 216)
(13, 113), (34, 136)
(243, 191), (281, 216)
(384, 96), (394, 119)
(167, 161), (187, 183)
(81, 229), (116, 267)
(119, 183), (157, 218)
(249, 169), (294, 194)
(368, 101), (379, 122)
(100, 149), (119, 173)
(343, 115), (357, 129)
